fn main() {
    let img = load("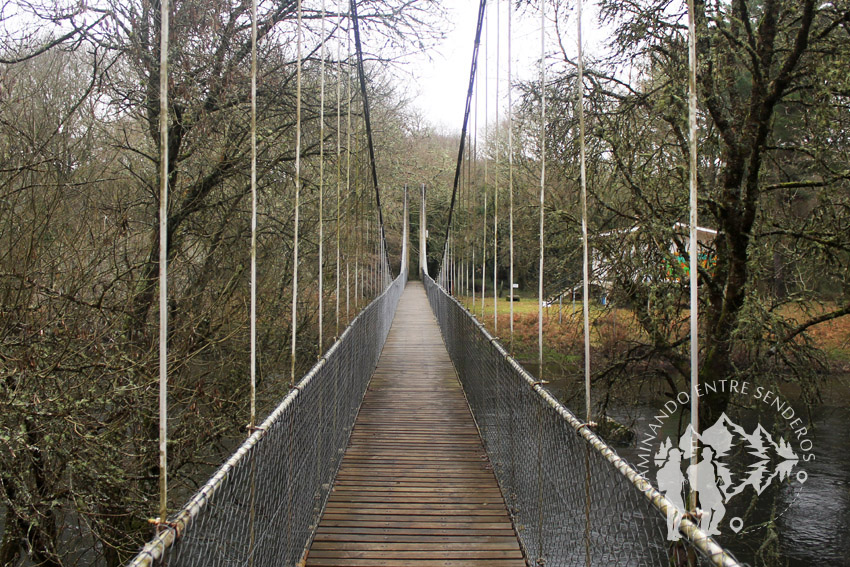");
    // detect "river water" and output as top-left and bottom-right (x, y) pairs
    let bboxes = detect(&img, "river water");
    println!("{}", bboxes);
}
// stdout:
(543, 373), (850, 566)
